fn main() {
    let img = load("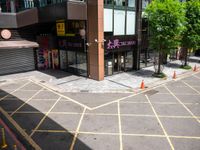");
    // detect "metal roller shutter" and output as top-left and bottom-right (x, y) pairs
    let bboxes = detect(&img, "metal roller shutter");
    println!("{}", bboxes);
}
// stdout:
(0, 48), (35, 75)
